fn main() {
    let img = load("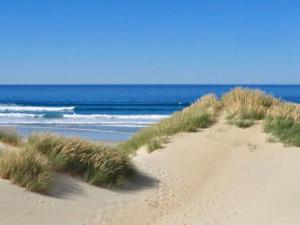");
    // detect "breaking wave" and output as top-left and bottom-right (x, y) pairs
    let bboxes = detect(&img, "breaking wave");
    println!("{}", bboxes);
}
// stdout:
(0, 112), (168, 127)
(0, 105), (75, 113)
